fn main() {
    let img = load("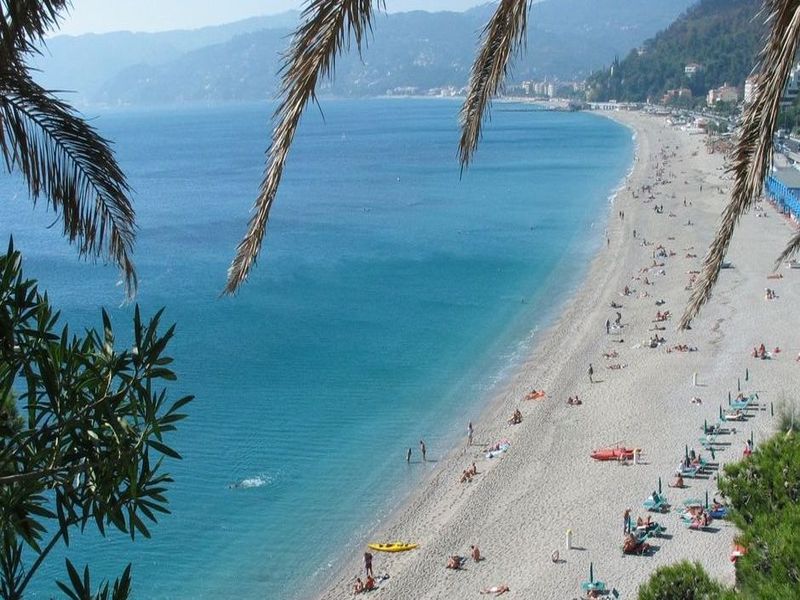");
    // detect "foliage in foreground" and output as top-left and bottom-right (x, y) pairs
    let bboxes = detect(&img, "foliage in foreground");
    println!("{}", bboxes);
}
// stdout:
(637, 561), (734, 600)
(638, 431), (800, 600)
(0, 242), (192, 599)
